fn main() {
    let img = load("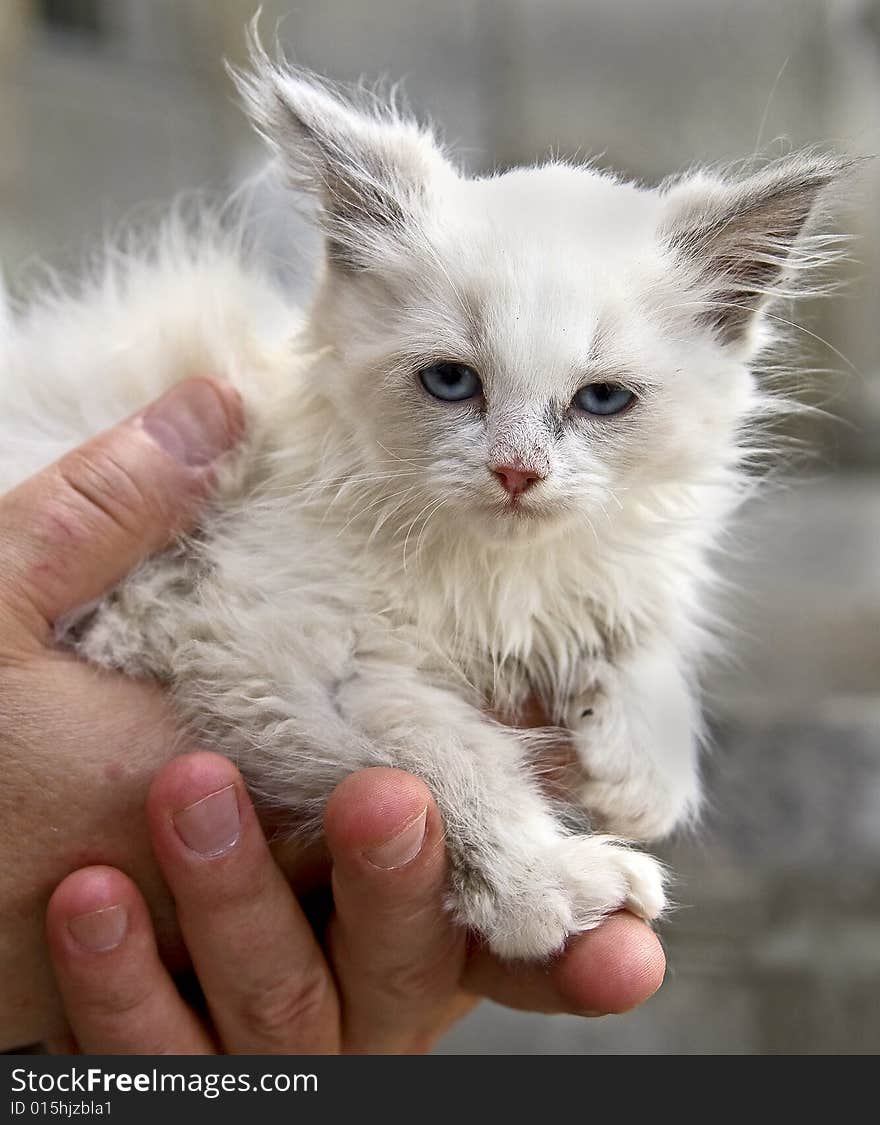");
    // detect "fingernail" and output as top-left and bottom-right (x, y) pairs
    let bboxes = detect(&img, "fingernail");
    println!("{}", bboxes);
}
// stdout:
(173, 784), (241, 857)
(67, 905), (127, 952)
(365, 806), (428, 870)
(141, 379), (241, 467)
